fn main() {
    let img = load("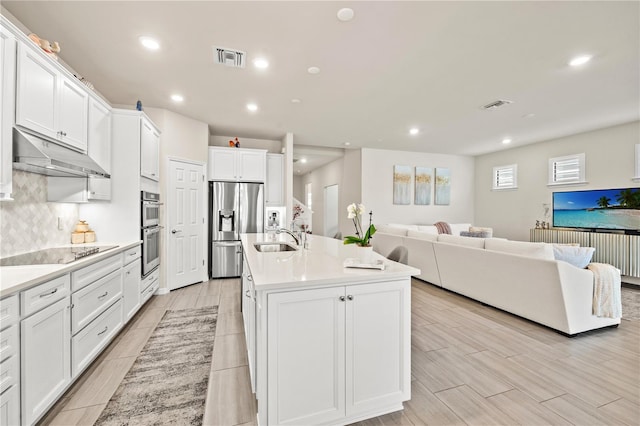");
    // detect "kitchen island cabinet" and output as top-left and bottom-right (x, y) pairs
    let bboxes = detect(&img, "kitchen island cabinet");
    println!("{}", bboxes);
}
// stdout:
(241, 234), (418, 426)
